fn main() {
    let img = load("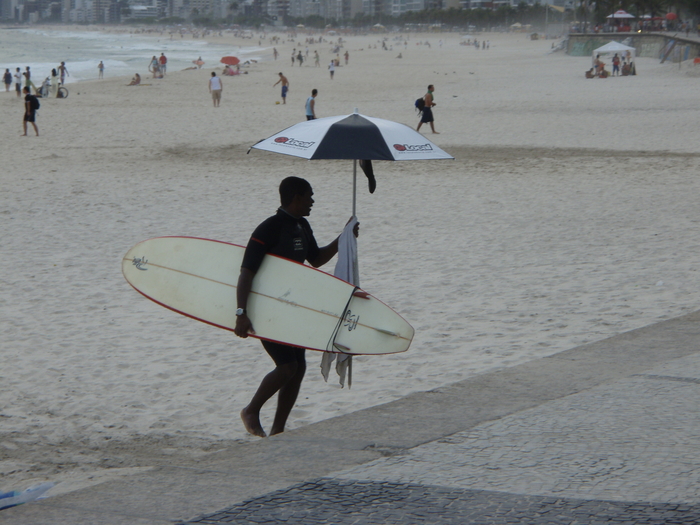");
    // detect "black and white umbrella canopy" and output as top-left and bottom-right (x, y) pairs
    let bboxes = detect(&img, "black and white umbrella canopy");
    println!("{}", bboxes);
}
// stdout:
(249, 110), (453, 216)
(250, 111), (454, 161)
